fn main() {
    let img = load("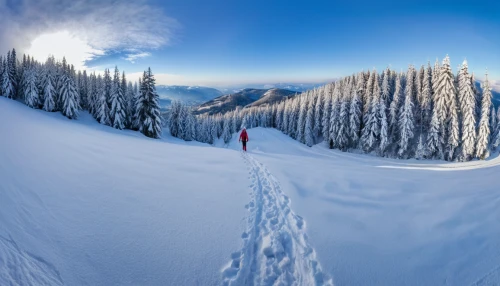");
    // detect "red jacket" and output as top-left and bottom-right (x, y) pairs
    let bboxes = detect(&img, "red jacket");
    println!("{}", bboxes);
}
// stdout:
(239, 130), (249, 142)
